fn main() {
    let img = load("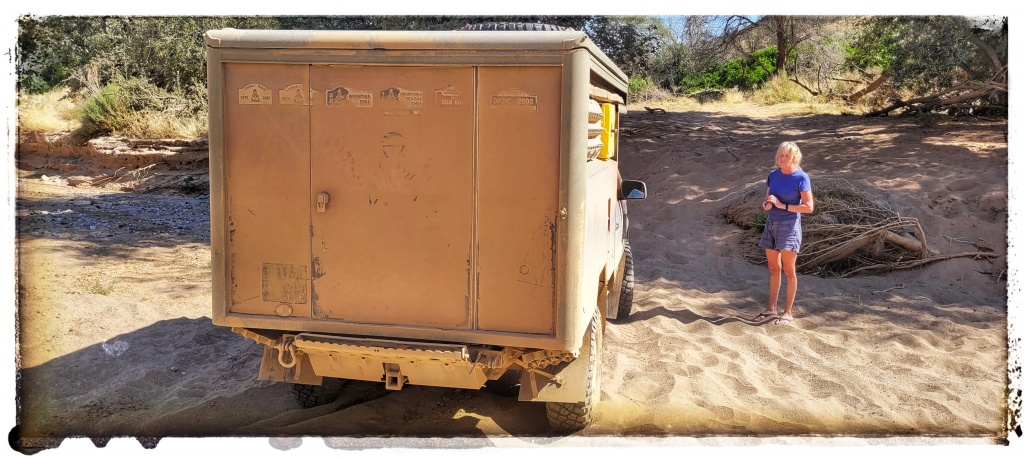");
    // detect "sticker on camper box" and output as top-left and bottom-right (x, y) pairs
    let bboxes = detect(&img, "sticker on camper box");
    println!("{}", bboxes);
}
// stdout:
(326, 86), (373, 108)
(380, 87), (424, 109)
(262, 262), (308, 304)
(238, 84), (272, 105)
(279, 84), (311, 105)
(435, 86), (464, 108)
(491, 89), (538, 110)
